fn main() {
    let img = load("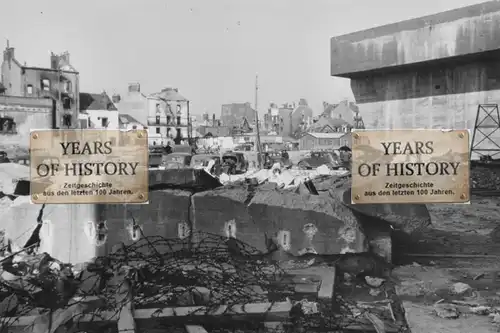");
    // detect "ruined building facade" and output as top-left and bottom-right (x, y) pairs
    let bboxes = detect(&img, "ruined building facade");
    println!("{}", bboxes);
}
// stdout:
(1, 44), (79, 129)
